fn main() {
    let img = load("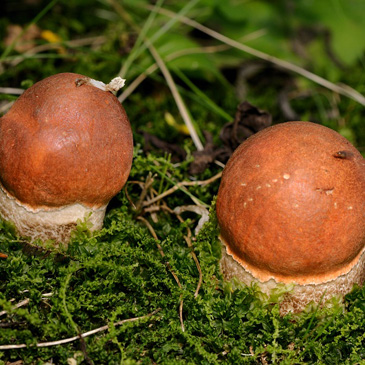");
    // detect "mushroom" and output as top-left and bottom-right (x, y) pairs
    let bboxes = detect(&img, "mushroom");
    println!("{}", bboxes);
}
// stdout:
(216, 121), (365, 313)
(0, 73), (133, 243)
